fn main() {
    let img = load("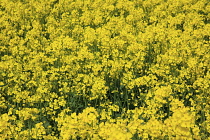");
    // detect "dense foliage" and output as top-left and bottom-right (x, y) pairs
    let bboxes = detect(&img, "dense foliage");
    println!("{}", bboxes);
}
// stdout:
(0, 0), (209, 139)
